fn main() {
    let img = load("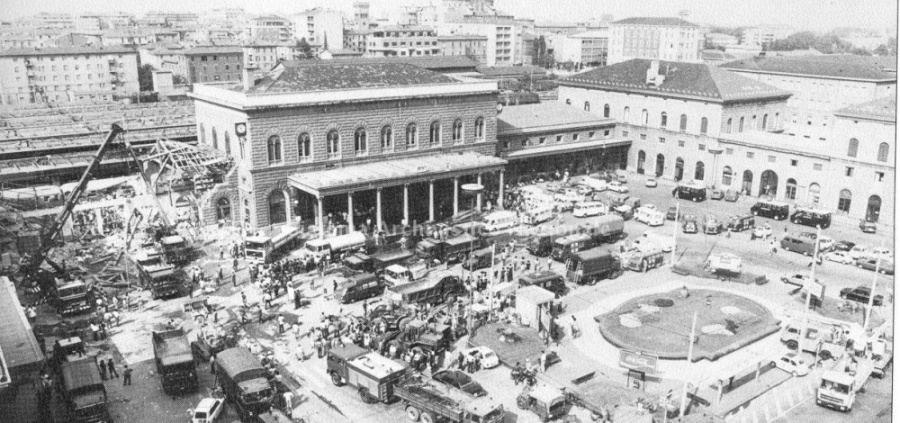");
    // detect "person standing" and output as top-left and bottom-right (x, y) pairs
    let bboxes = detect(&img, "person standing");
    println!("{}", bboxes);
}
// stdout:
(210, 354), (216, 374)
(278, 314), (286, 334)
(122, 365), (132, 386)
(107, 359), (118, 378)
(98, 359), (107, 380)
